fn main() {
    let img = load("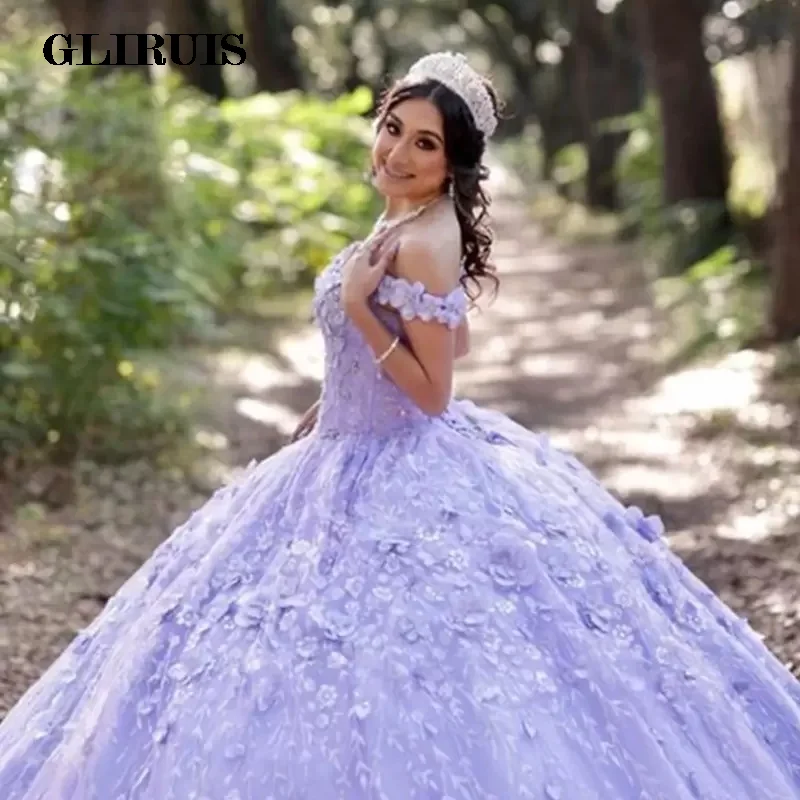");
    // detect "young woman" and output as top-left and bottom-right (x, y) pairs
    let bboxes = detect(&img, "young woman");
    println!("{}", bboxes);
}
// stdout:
(1, 52), (799, 800)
